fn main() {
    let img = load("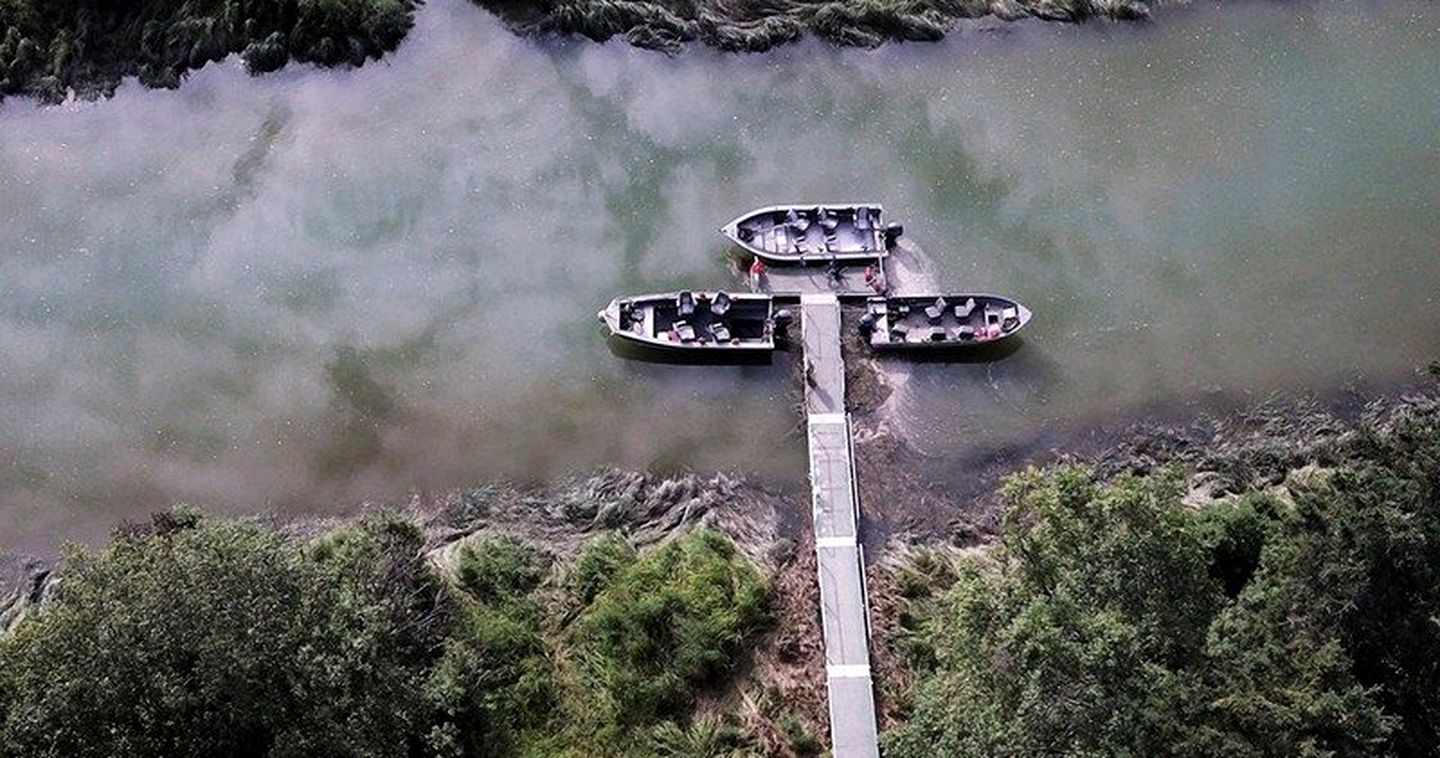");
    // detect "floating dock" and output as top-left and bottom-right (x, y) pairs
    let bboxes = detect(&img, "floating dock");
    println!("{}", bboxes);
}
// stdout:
(801, 293), (880, 758)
